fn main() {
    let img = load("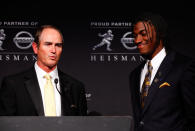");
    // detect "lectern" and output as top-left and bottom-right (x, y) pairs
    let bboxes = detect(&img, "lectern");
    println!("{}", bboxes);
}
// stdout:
(0, 116), (133, 131)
